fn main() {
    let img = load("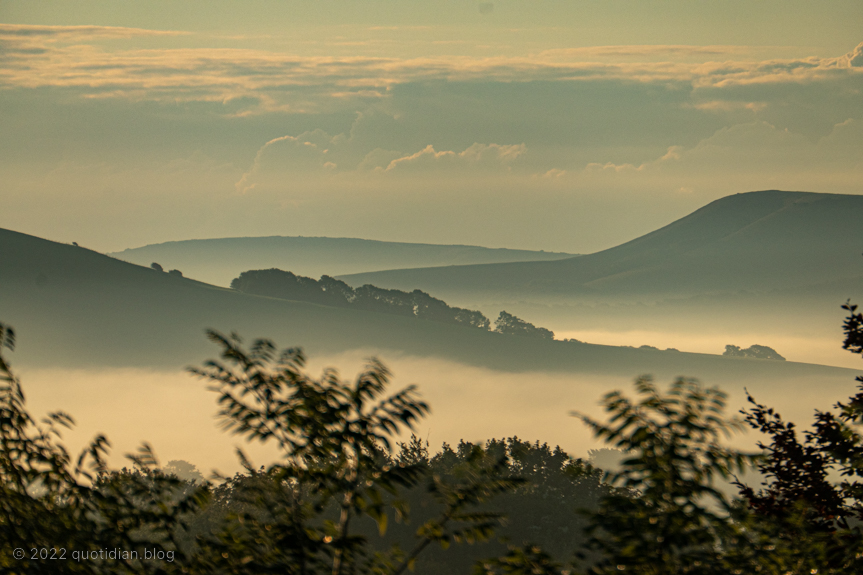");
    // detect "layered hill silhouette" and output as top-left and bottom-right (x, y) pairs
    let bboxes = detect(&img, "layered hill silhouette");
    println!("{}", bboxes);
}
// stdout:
(0, 225), (849, 388)
(110, 237), (575, 287)
(339, 191), (863, 304)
